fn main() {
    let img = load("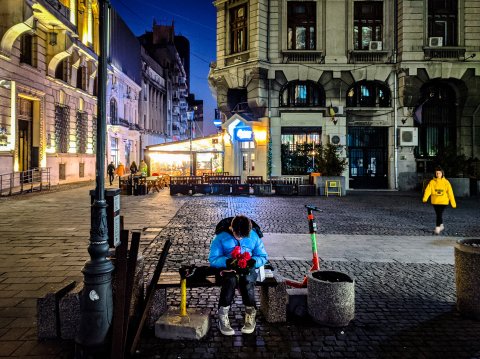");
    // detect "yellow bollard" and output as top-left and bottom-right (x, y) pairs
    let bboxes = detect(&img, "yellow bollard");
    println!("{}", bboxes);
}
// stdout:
(179, 278), (187, 317)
